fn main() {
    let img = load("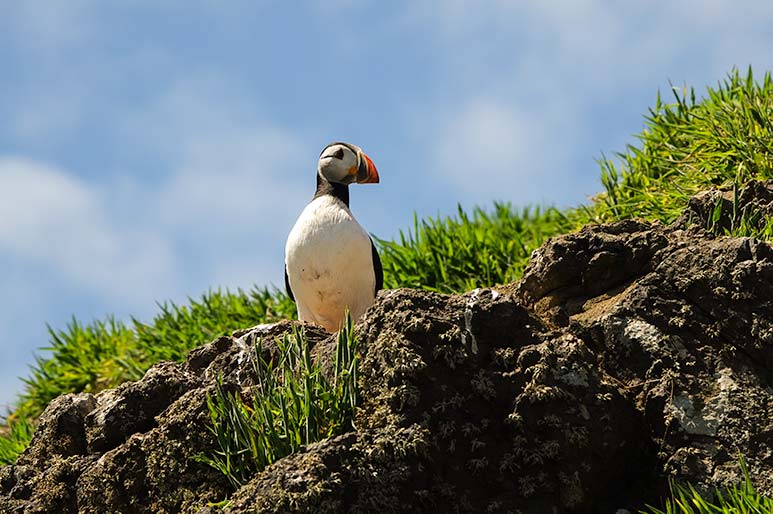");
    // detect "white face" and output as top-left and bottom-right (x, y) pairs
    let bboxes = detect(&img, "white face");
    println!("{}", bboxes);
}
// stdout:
(318, 142), (361, 185)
